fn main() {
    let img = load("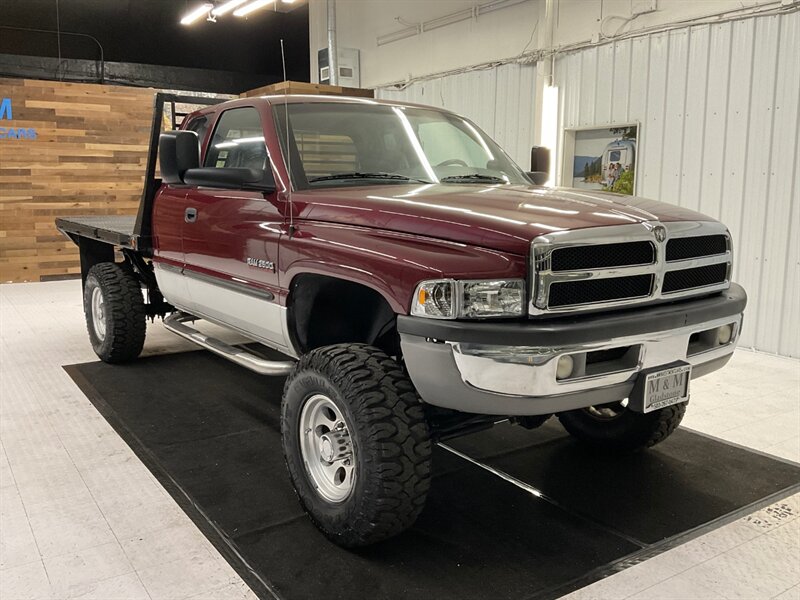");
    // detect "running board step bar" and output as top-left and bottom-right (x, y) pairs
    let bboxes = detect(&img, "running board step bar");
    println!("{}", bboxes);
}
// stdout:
(163, 312), (295, 376)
